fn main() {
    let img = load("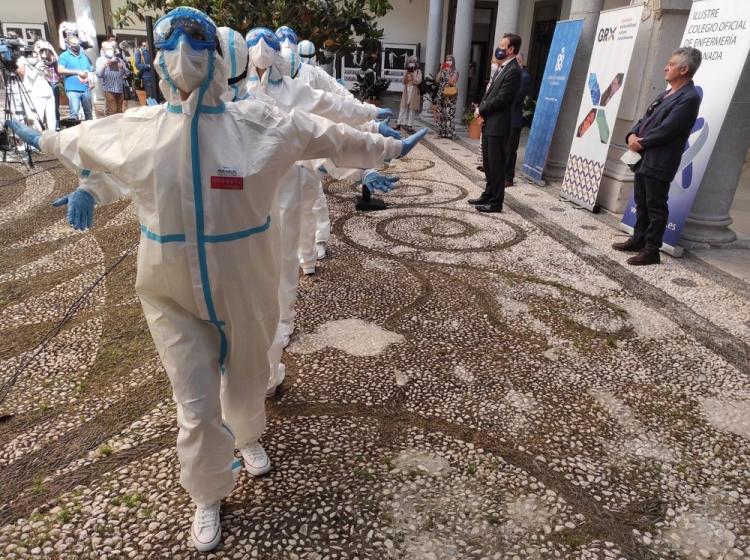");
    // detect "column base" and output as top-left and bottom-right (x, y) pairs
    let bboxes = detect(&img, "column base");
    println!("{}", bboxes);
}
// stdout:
(681, 216), (738, 246)
(543, 157), (568, 181)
